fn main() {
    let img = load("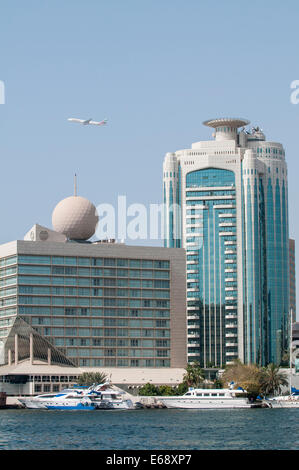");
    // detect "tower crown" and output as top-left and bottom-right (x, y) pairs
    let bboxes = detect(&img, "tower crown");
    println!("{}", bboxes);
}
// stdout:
(203, 117), (250, 142)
